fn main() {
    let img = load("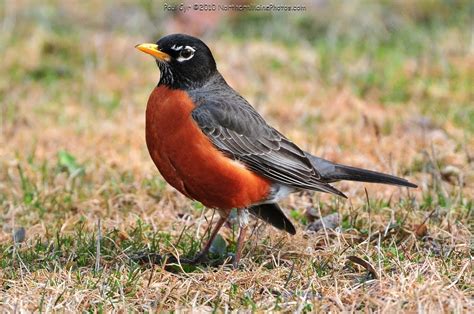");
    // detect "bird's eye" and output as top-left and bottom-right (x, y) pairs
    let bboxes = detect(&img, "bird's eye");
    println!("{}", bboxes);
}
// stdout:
(180, 48), (194, 59)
